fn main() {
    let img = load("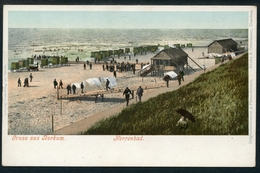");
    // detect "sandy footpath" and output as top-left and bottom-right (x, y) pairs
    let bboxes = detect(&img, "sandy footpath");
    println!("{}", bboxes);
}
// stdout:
(7, 47), (215, 135)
